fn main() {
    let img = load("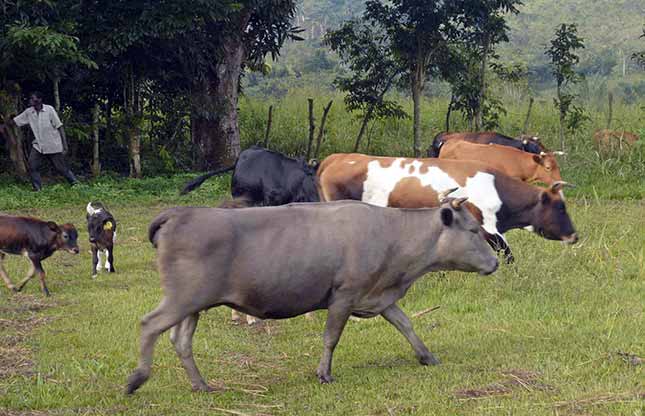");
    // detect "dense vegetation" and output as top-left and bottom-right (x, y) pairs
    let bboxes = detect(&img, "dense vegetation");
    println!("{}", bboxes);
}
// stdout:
(1, 0), (642, 180)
